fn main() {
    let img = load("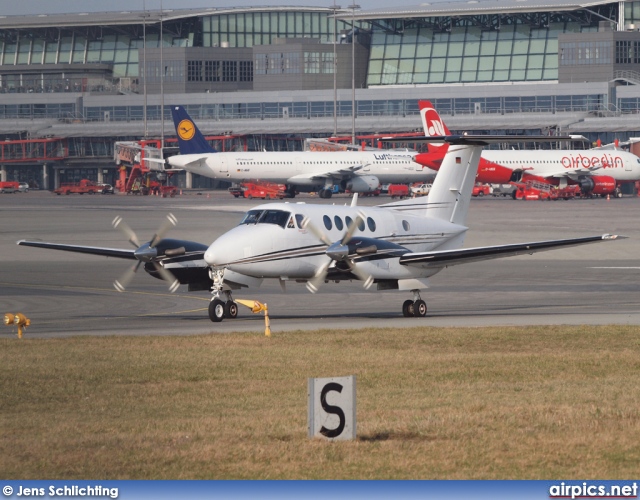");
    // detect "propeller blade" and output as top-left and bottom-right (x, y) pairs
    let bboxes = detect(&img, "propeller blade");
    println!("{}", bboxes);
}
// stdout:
(150, 213), (178, 248)
(347, 260), (374, 289)
(306, 261), (331, 293)
(152, 262), (180, 293)
(301, 216), (332, 246)
(341, 211), (365, 245)
(112, 216), (140, 248)
(114, 261), (142, 292)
